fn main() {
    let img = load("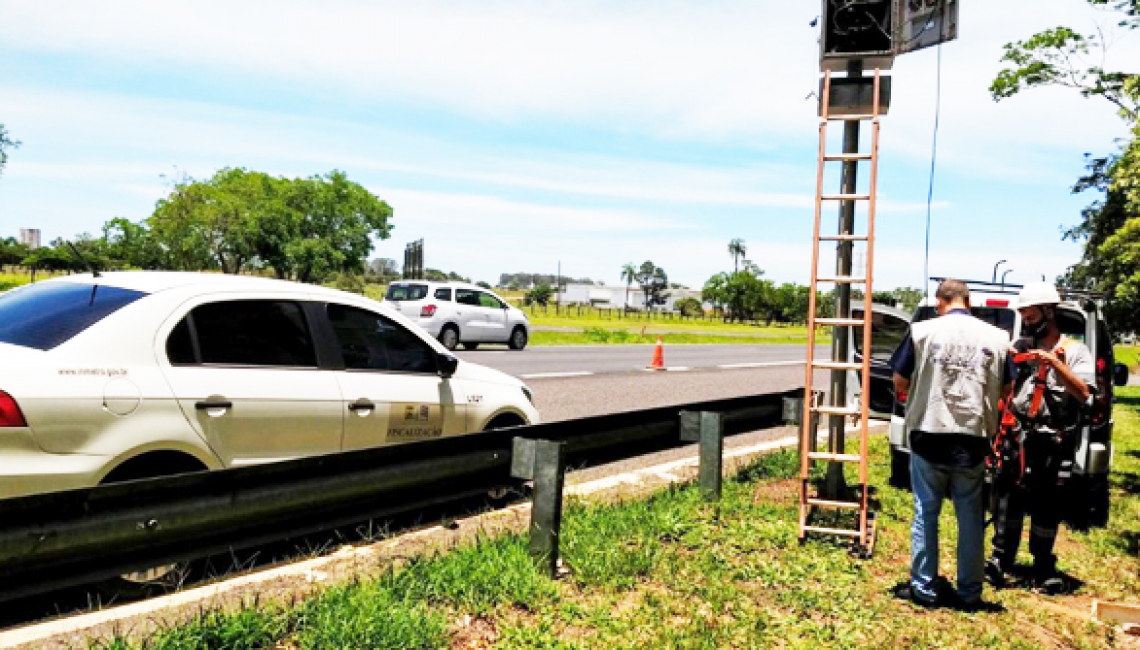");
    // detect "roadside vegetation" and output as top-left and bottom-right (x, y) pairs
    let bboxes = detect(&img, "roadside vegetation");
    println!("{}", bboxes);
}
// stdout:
(1115, 345), (1140, 374)
(531, 326), (827, 347)
(96, 387), (1140, 648)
